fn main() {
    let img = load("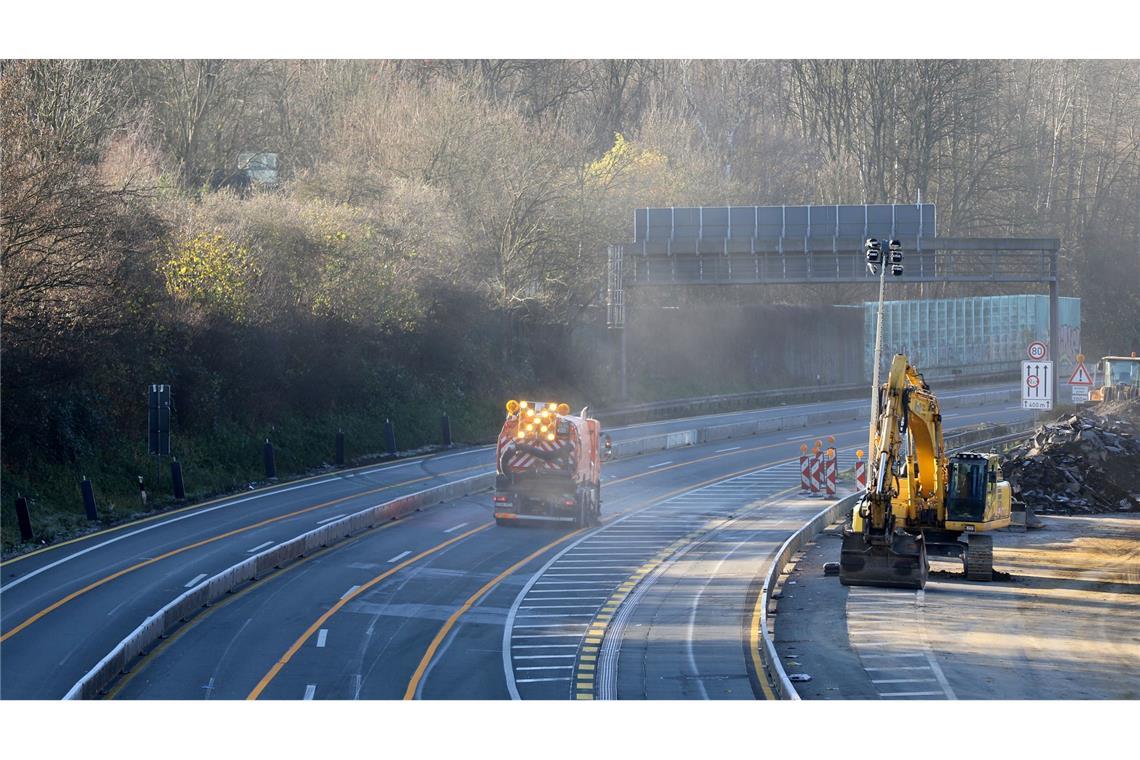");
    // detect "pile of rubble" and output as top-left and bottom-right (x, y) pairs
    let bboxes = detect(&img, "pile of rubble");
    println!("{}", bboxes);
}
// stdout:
(1001, 400), (1140, 514)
